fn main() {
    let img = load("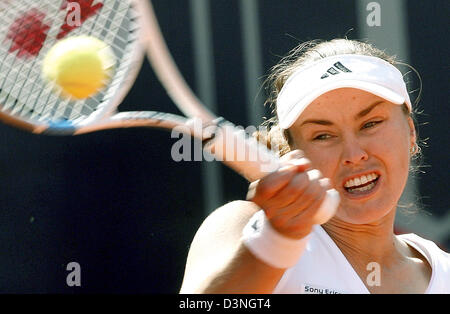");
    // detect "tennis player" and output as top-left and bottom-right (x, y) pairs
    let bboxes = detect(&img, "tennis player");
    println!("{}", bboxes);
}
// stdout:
(180, 39), (449, 294)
